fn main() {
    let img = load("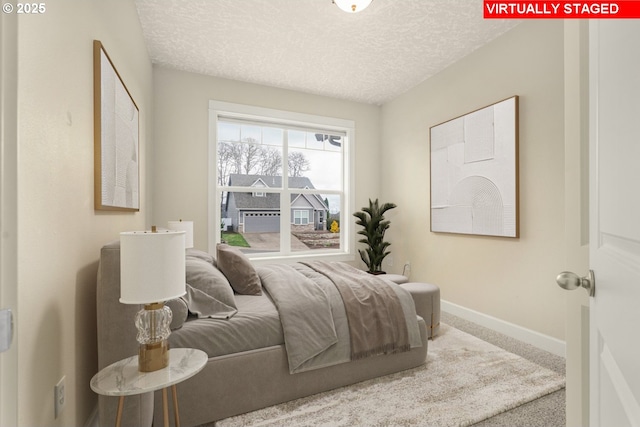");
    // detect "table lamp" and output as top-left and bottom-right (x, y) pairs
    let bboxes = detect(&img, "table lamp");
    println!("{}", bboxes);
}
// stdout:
(167, 220), (194, 249)
(120, 227), (186, 372)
